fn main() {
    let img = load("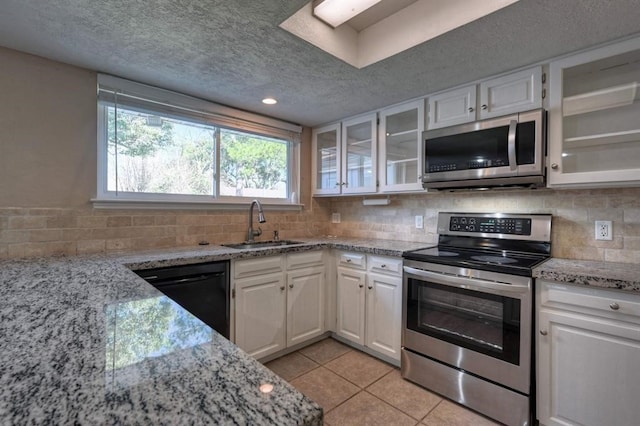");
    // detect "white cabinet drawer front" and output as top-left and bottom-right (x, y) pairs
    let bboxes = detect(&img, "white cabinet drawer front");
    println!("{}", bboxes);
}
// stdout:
(540, 281), (640, 323)
(338, 252), (366, 269)
(368, 256), (402, 276)
(234, 256), (283, 278)
(287, 250), (324, 270)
